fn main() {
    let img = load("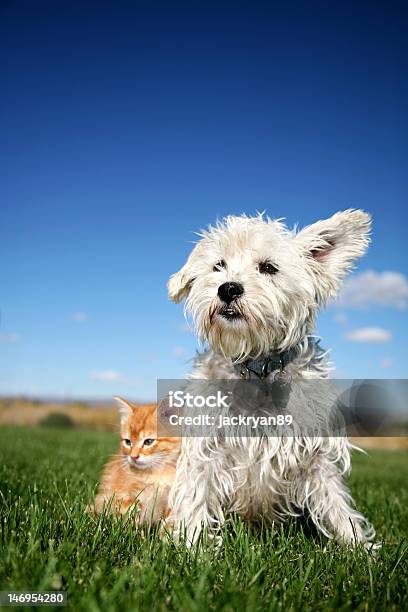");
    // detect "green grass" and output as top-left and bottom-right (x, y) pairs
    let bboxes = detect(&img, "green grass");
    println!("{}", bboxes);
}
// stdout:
(0, 427), (407, 611)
